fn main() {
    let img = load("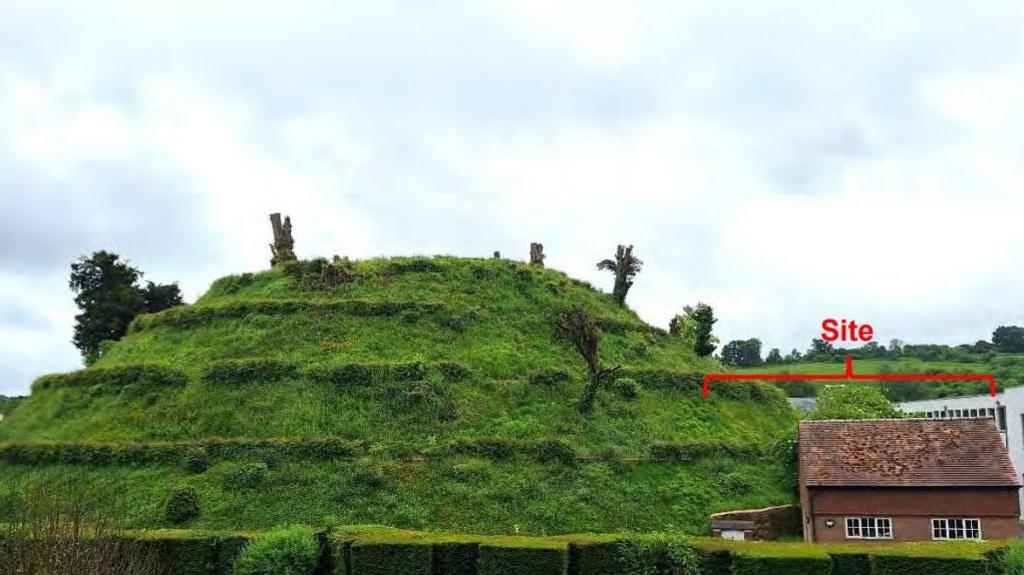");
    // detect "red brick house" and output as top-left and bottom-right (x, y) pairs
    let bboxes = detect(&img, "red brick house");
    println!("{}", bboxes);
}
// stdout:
(799, 418), (1020, 543)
